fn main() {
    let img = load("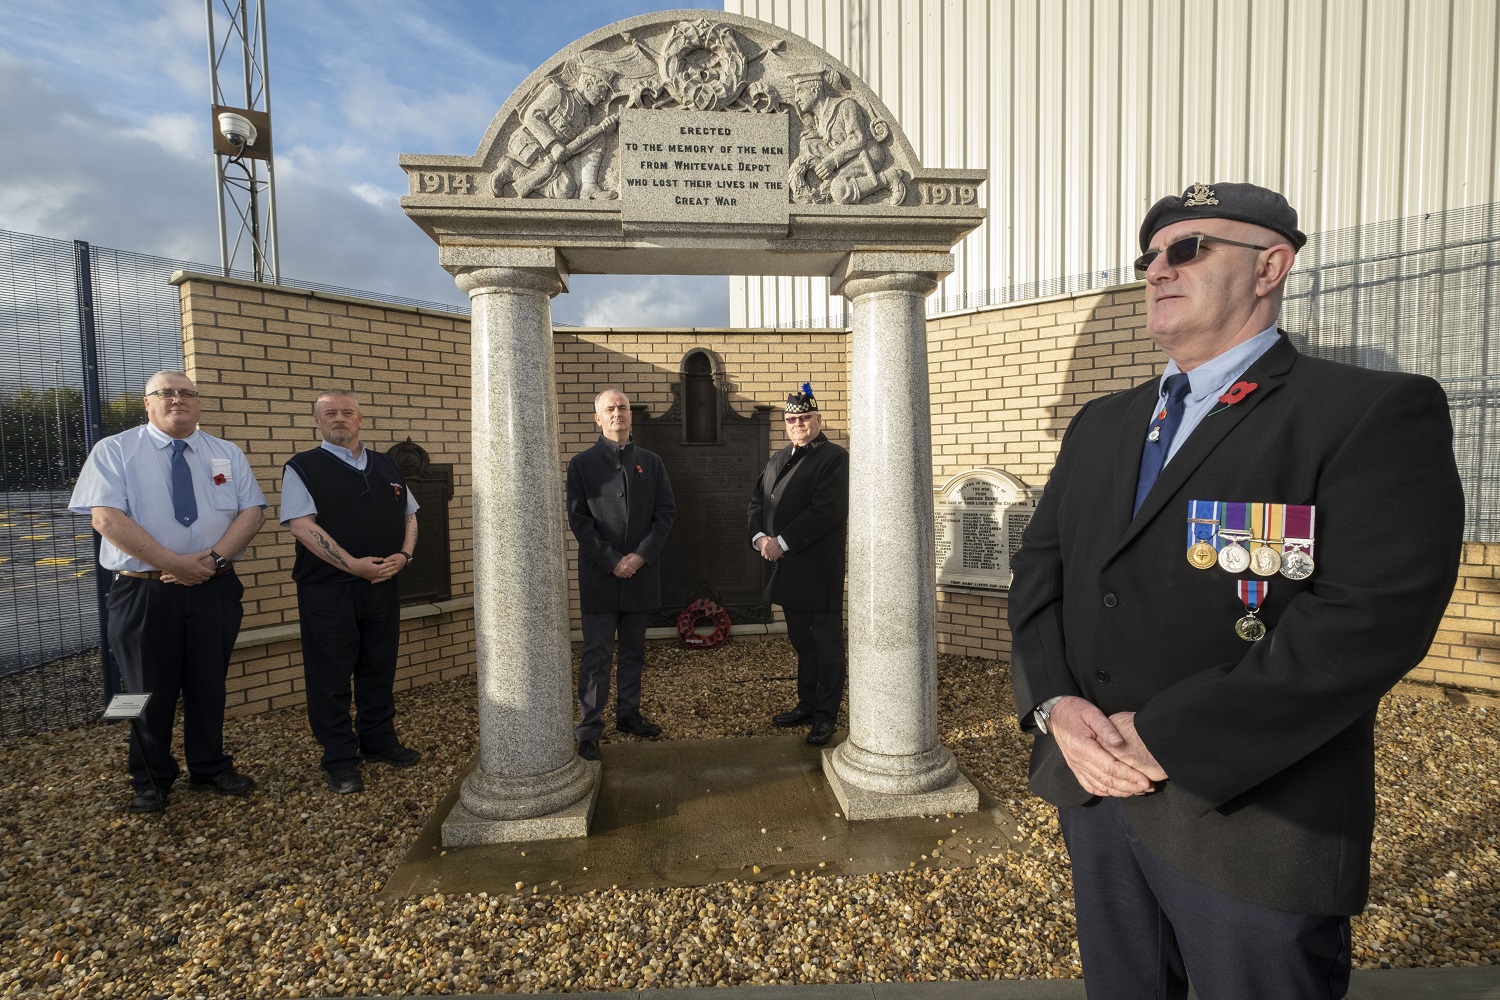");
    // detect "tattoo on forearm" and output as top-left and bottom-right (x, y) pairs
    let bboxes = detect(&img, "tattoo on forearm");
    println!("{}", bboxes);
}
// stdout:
(310, 529), (350, 569)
